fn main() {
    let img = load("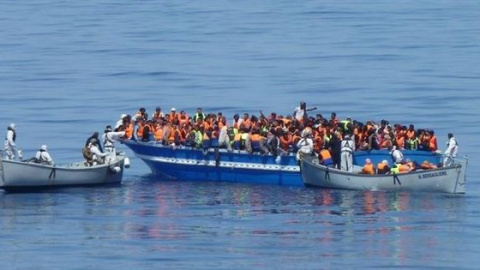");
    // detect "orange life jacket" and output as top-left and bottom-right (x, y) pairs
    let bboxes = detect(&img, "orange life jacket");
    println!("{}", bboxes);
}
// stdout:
(429, 136), (437, 151)
(395, 136), (405, 150)
(406, 130), (415, 139)
(362, 164), (375, 175)
(377, 163), (389, 174)
(136, 124), (144, 138)
(179, 115), (189, 126)
(125, 123), (134, 139)
(154, 126), (163, 141)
